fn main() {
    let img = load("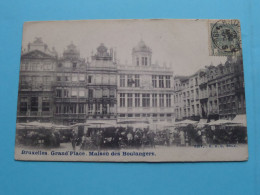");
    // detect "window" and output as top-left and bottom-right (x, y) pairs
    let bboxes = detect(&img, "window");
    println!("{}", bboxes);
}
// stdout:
(64, 105), (69, 113)
(109, 89), (115, 98)
(120, 75), (125, 87)
(159, 76), (164, 88)
(79, 90), (85, 97)
(128, 114), (133, 118)
(56, 89), (62, 98)
(119, 114), (125, 117)
(71, 89), (77, 97)
(79, 74), (85, 81)
(79, 104), (84, 113)
(127, 75), (133, 87)
(127, 93), (133, 107)
(135, 93), (140, 107)
(166, 76), (171, 88)
(142, 57), (148, 65)
(136, 57), (139, 66)
(69, 104), (77, 113)
(72, 74), (77, 82)
(64, 73), (70, 81)
(142, 94), (150, 107)
(95, 104), (101, 114)
(152, 94), (157, 107)
(102, 104), (107, 114)
(120, 93), (125, 107)
(20, 97), (27, 112)
(195, 78), (198, 85)
(166, 94), (171, 107)
(64, 89), (69, 97)
(55, 105), (61, 114)
(159, 94), (164, 107)
(103, 89), (109, 98)
(95, 89), (102, 98)
(134, 75), (140, 87)
(42, 97), (50, 111)
(88, 89), (93, 98)
(31, 97), (38, 111)
(152, 75), (157, 88)
(57, 73), (62, 81)
(88, 104), (93, 114)
(73, 62), (77, 68)
(88, 76), (92, 83)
